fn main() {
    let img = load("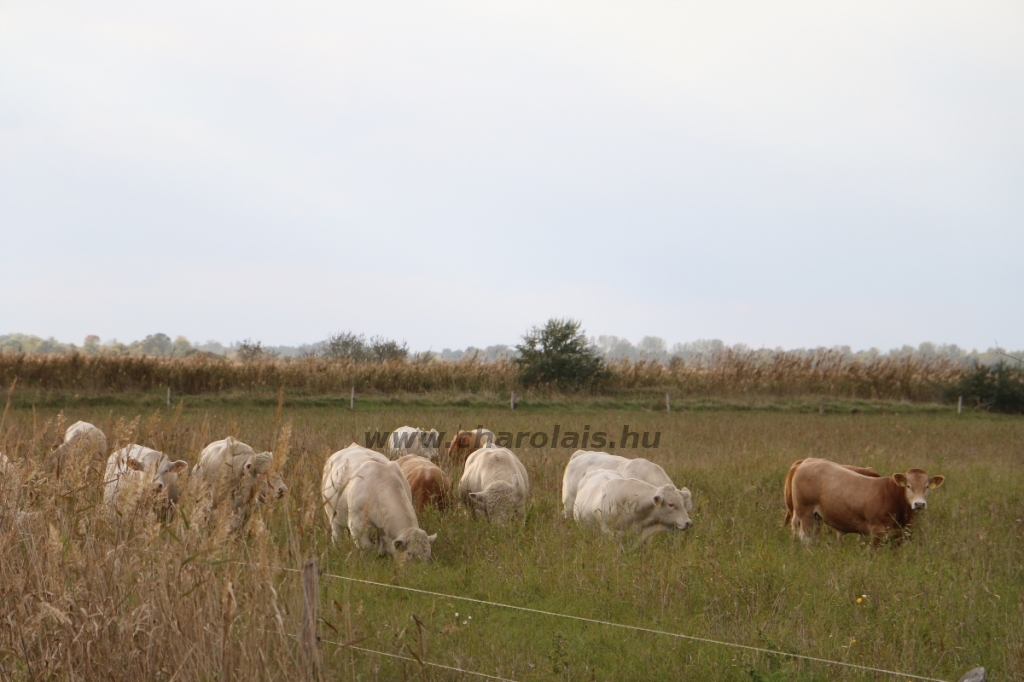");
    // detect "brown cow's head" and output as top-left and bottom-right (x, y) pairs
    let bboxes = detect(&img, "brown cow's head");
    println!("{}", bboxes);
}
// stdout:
(893, 468), (944, 510)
